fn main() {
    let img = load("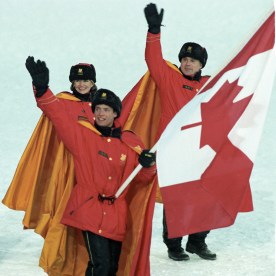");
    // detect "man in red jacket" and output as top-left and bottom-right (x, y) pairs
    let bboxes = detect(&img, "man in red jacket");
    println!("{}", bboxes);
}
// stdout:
(144, 3), (216, 262)
(25, 56), (156, 276)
